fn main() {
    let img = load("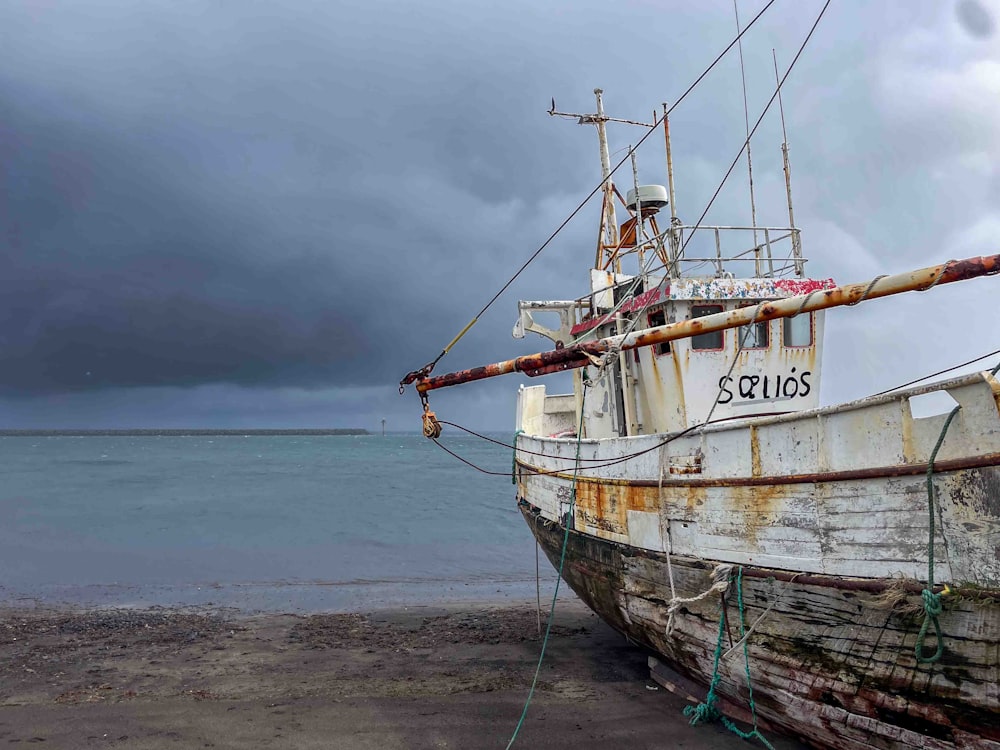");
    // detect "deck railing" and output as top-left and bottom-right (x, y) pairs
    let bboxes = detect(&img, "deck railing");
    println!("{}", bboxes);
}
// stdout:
(650, 224), (804, 278)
